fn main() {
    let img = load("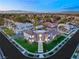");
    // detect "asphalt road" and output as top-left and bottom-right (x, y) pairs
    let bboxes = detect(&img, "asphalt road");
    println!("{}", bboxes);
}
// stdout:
(48, 30), (79, 59)
(0, 30), (79, 59)
(0, 32), (32, 59)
